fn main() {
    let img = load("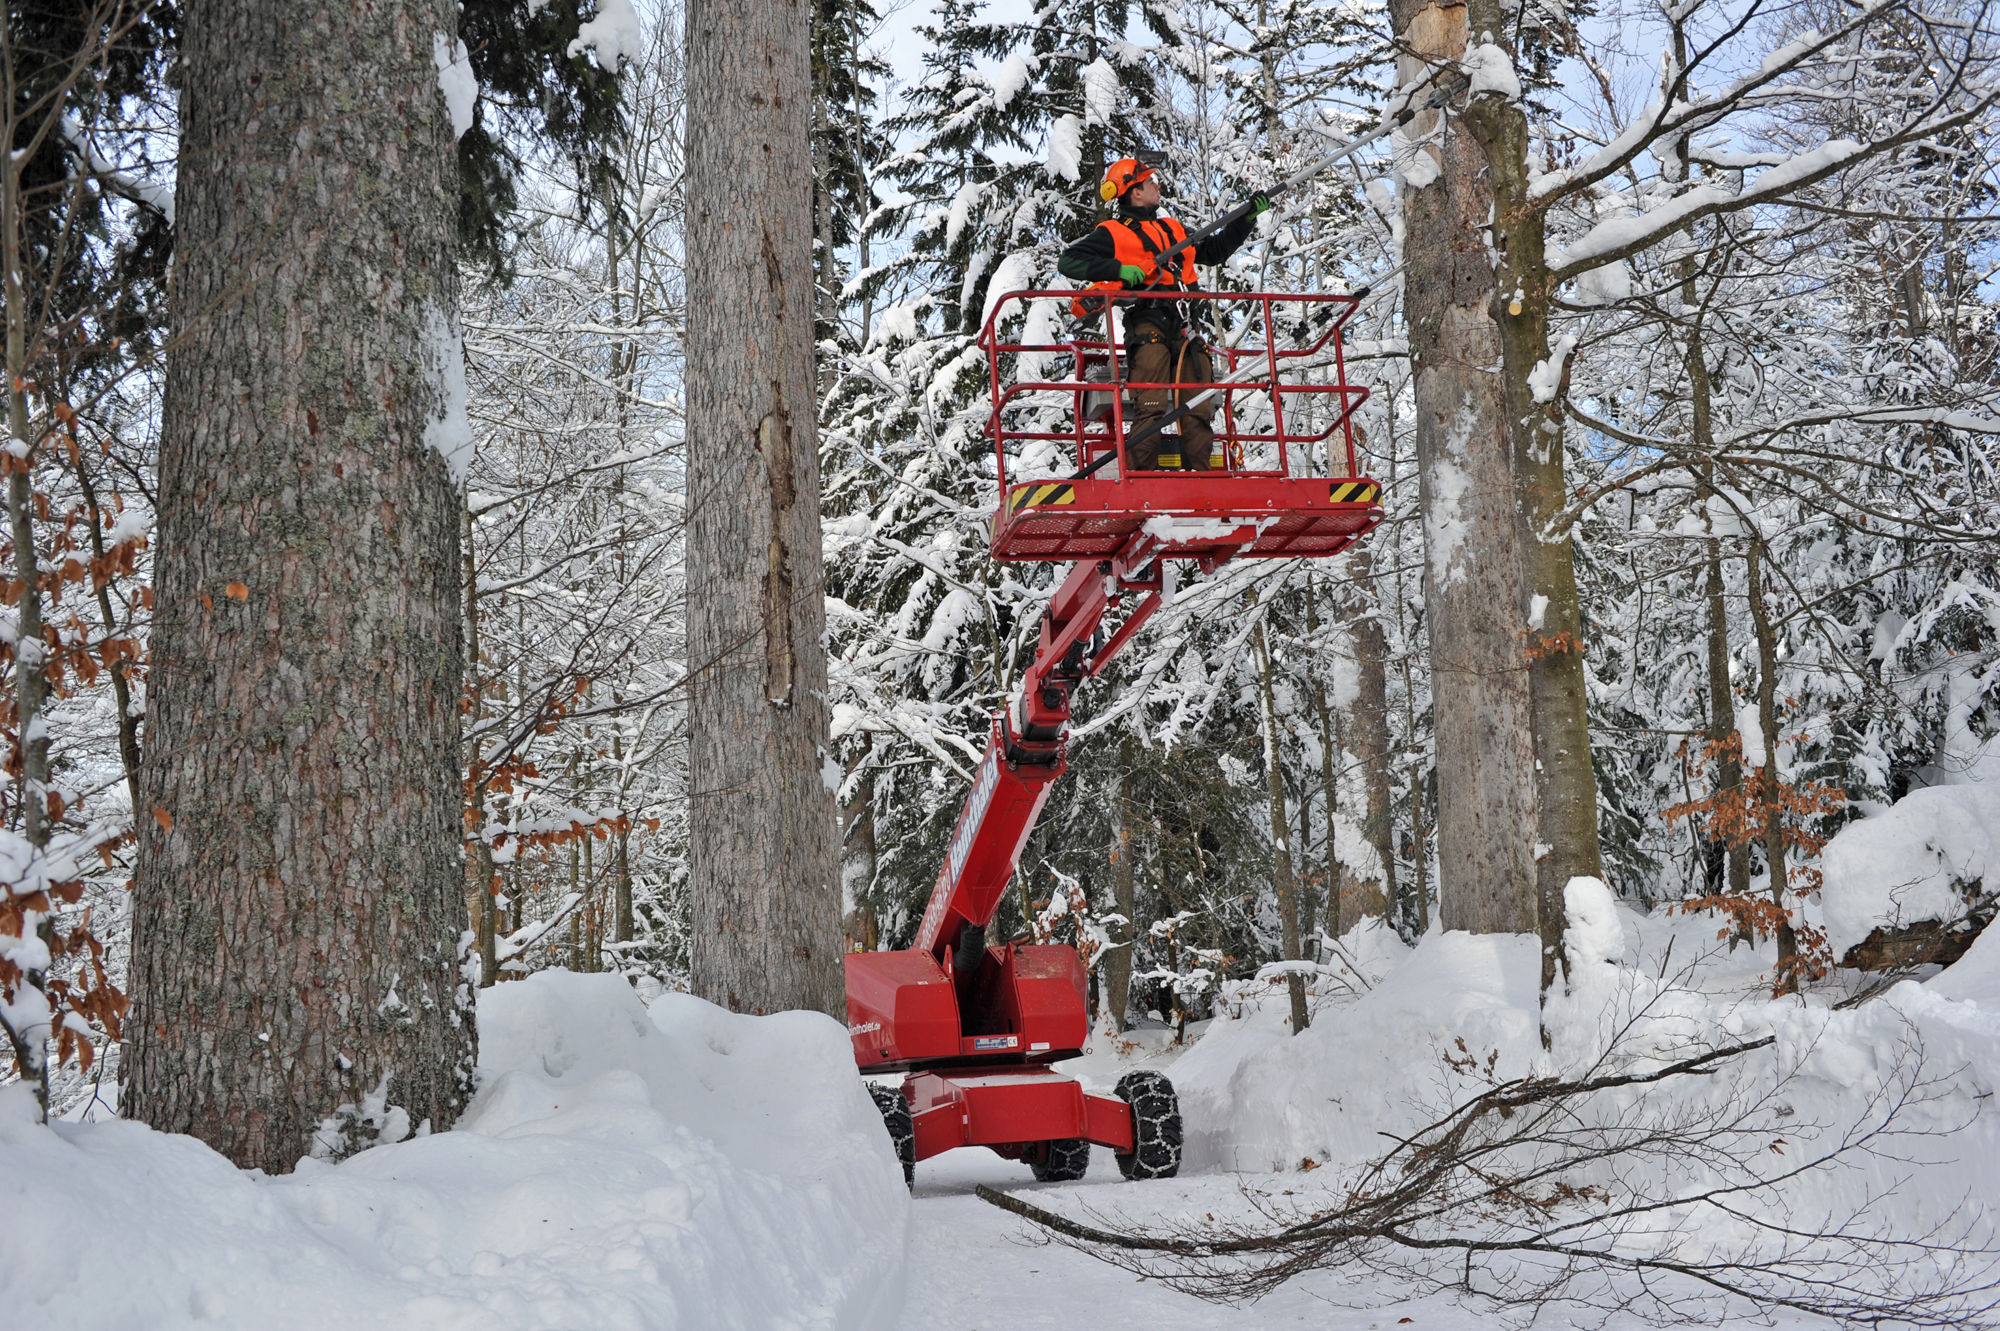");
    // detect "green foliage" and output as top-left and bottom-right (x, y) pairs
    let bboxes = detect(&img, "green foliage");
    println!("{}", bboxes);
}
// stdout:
(4, 0), (178, 391)
(456, 0), (632, 282)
